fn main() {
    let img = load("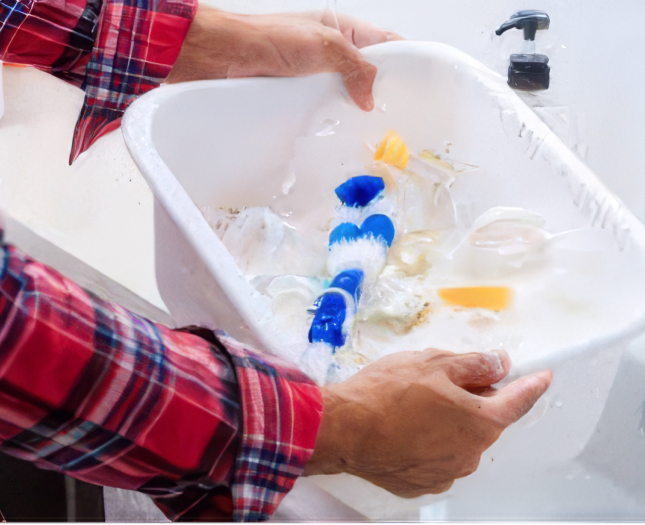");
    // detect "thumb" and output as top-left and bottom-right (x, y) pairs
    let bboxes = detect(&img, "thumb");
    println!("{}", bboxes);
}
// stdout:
(444, 350), (511, 389)
(486, 369), (553, 426)
(339, 56), (376, 111)
(329, 34), (377, 111)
